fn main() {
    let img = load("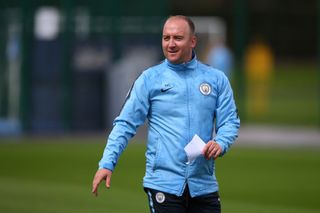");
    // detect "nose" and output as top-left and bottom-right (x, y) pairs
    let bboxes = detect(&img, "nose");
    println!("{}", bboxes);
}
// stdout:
(168, 38), (176, 48)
